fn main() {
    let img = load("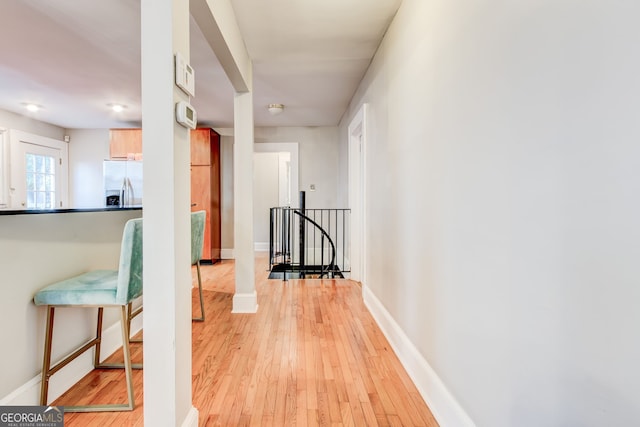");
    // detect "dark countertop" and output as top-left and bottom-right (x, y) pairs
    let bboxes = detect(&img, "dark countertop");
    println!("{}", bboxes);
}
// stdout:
(0, 206), (142, 216)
